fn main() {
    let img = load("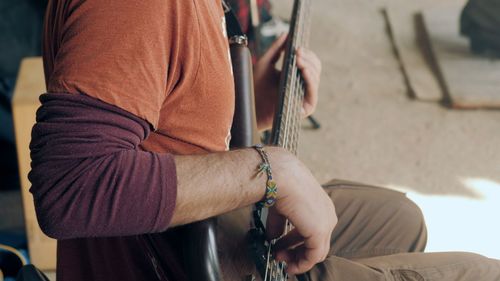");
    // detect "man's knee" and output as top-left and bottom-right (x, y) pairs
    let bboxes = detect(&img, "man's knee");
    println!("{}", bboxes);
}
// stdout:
(324, 179), (427, 252)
